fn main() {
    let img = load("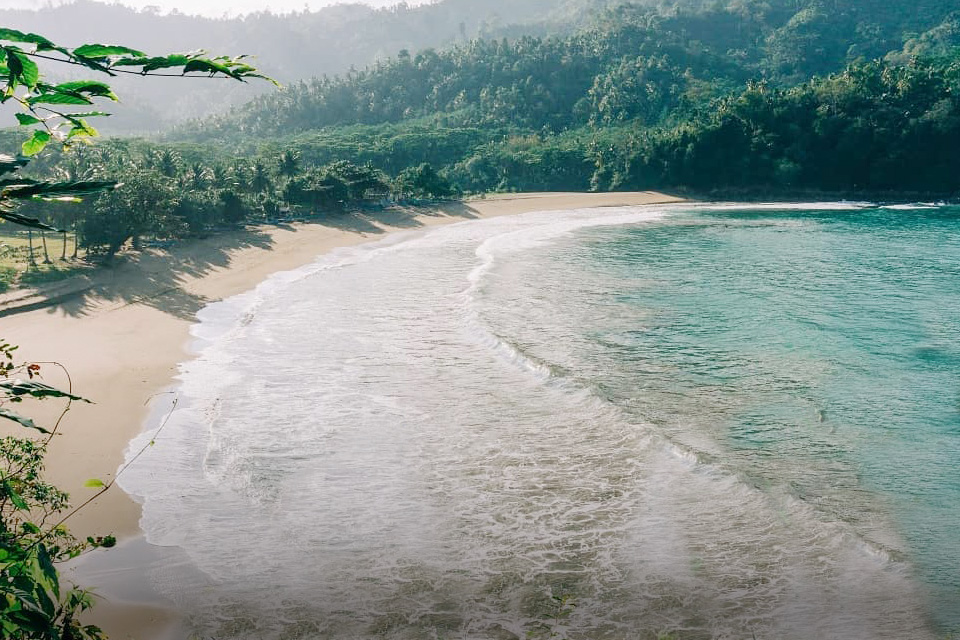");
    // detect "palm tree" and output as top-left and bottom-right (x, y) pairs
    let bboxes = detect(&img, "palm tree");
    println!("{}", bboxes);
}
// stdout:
(251, 160), (271, 193)
(27, 228), (36, 267)
(277, 150), (300, 178)
(189, 162), (212, 190)
(53, 146), (104, 260)
(153, 148), (182, 178)
(211, 164), (231, 189)
(40, 229), (52, 264)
